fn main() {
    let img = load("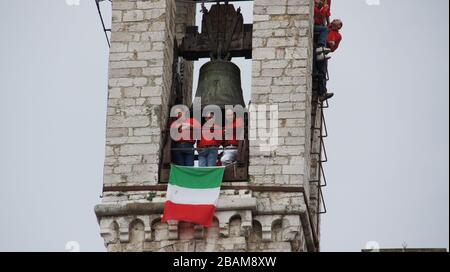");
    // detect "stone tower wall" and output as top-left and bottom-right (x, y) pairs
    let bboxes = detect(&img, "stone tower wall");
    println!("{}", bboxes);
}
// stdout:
(105, 0), (178, 191)
(96, 0), (320, 252)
